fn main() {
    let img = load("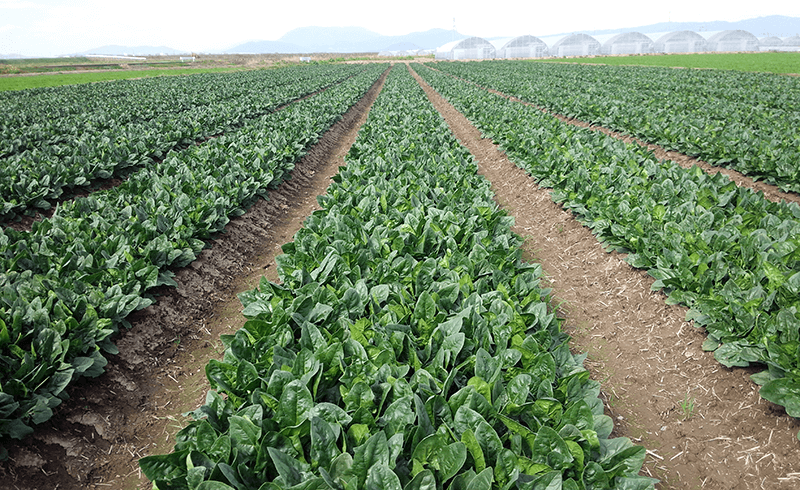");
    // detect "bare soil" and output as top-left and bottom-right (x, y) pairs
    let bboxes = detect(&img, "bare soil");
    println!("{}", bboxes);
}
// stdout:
(3, 62), (799, 490)
(409, 64), (800, 489)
